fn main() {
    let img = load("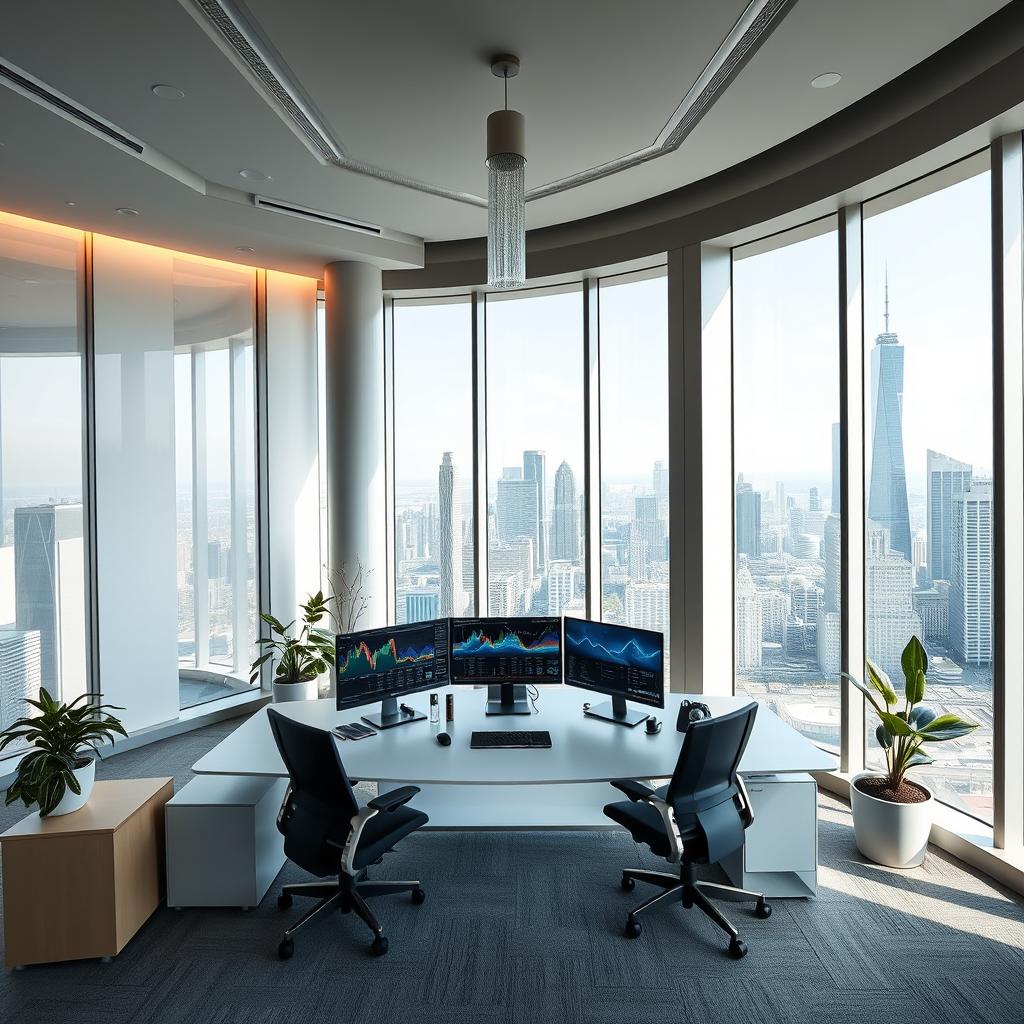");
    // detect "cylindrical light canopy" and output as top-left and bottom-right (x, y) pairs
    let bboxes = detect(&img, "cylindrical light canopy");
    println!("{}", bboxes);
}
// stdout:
(486, 109), (526, 289)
